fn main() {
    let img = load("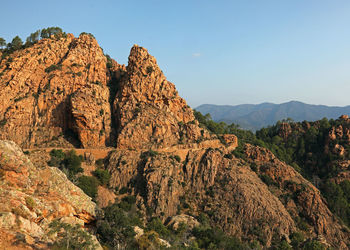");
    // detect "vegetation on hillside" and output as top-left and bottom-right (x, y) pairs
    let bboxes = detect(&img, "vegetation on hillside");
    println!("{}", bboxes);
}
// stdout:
(195, 110), (350, 229)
